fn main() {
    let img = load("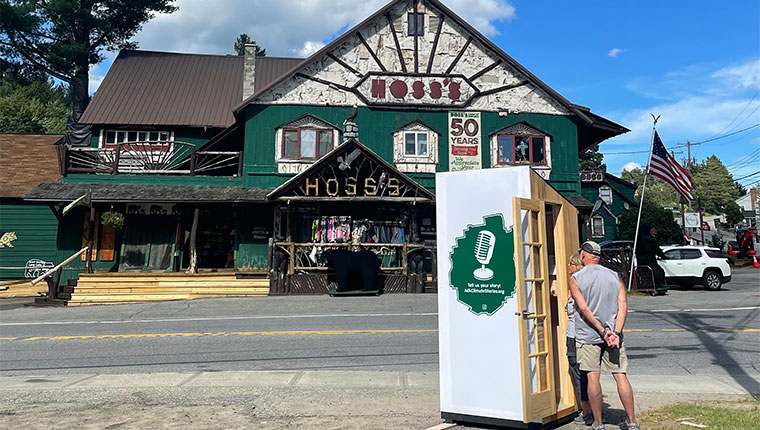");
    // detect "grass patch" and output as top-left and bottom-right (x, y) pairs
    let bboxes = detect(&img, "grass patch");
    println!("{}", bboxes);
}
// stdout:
(627, 289), (649, 297)
(639, 399), (760, 429)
